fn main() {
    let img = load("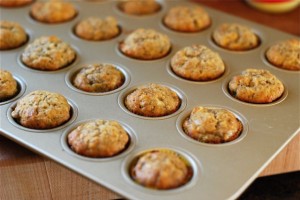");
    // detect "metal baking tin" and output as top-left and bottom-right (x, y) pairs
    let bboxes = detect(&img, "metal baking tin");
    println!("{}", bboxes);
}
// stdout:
(1, 1), (299, 199)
